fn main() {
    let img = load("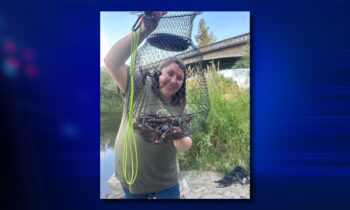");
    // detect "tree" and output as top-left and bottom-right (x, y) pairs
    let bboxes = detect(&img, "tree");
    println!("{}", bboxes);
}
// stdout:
(195, 18), (216, 47)
(100, 67), (124, 113)
(233, 44), (250, 69)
